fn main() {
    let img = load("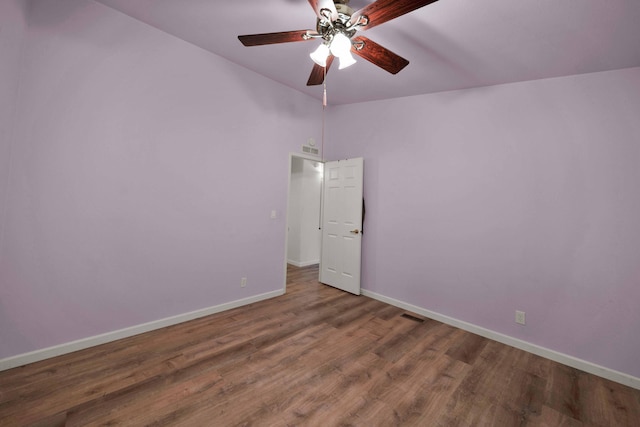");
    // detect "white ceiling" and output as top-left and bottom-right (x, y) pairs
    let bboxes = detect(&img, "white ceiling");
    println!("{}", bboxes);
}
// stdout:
(94, 0), (640, 105)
